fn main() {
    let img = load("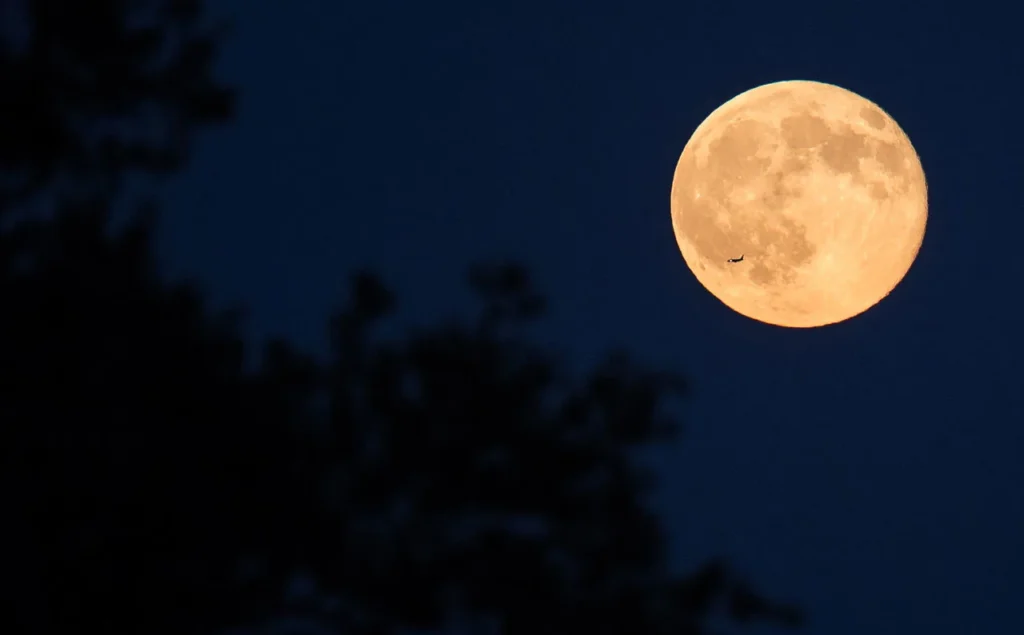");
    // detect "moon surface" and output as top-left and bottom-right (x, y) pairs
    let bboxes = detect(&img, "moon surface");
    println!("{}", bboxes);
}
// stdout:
(670, 80), (927, 328)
